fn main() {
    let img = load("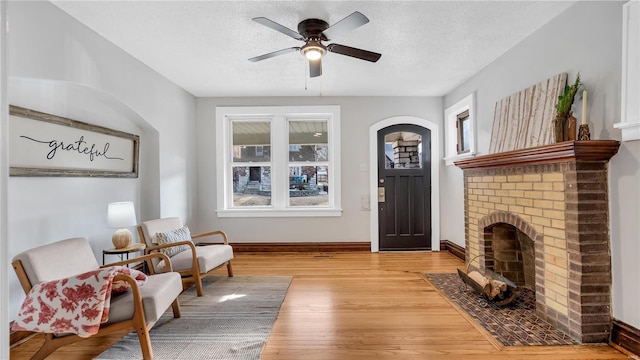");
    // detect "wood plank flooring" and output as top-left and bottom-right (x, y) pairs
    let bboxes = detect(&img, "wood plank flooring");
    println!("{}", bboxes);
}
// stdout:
(10, 252), (629, 359)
